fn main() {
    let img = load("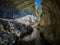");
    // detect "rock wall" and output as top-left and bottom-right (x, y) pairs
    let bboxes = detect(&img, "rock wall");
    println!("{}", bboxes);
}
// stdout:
(39, 0), (60, 44)
(0, 0), (35, 14)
